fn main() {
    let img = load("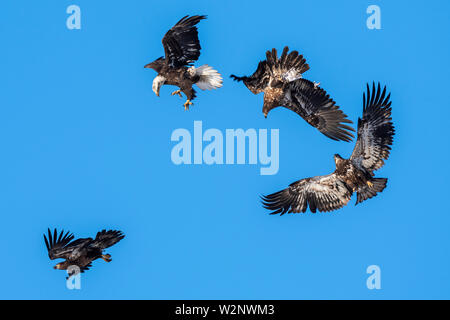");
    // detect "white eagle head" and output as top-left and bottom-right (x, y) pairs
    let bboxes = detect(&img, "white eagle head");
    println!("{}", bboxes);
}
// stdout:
(152, 75), (166, 97)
